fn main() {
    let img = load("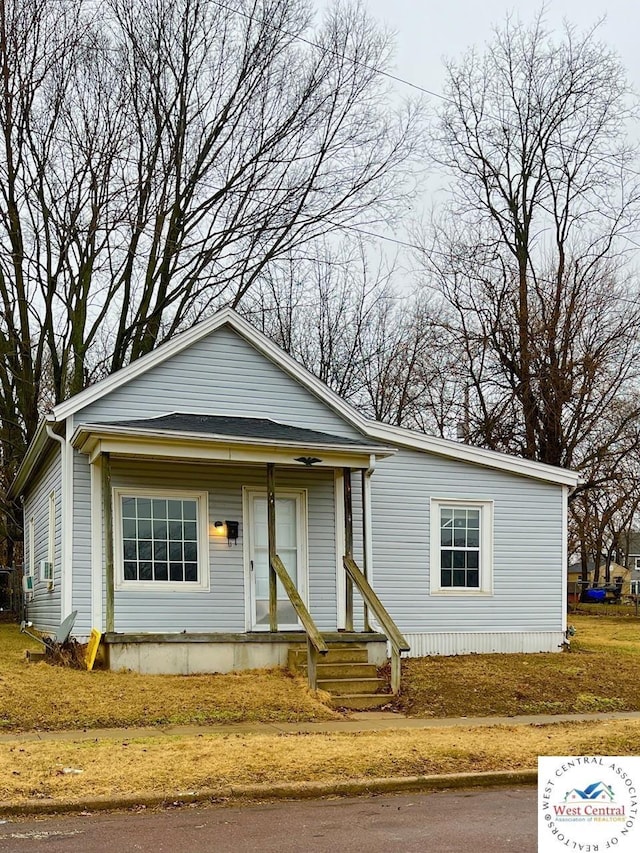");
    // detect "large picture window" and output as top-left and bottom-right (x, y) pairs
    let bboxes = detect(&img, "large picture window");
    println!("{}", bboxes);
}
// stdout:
(430, 499), (493, 594)
(114, 489), (209, 590)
